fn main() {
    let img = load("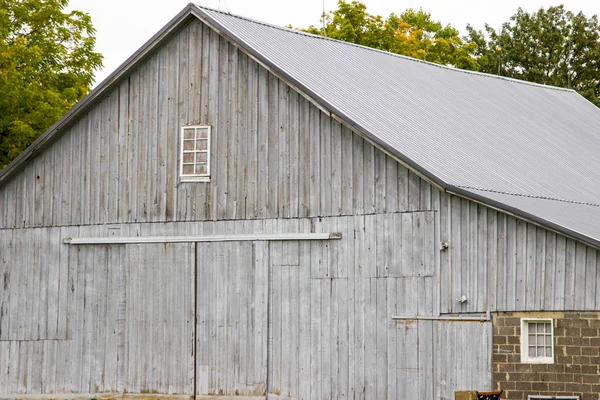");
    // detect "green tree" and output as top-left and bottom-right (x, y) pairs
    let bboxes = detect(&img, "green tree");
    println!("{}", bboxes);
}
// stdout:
(467, 5), (600, 106)
(300, 1), (479, 70)
(0, 0), (103, 168)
